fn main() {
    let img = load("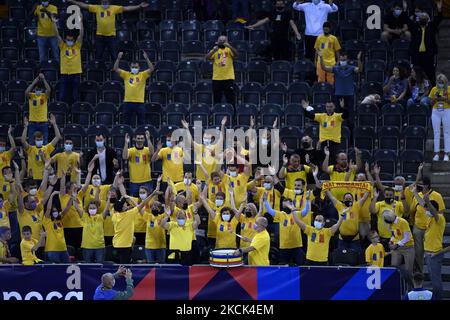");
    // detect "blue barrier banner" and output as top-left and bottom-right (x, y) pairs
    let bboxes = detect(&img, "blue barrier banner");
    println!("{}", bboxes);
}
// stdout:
(0, 265), (402, 300)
